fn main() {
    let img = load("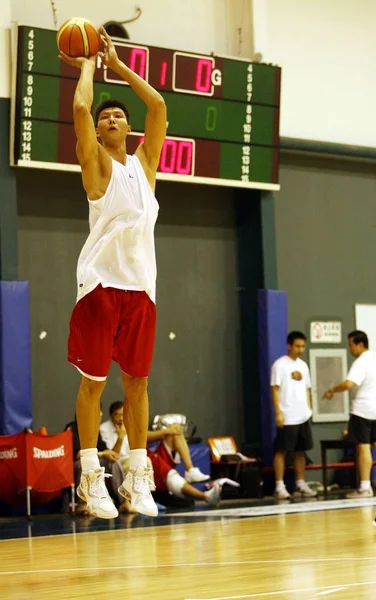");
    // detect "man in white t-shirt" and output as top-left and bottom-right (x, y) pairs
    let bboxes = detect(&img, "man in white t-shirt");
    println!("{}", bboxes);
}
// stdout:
(100, 401), (131, 471)
(324, 330), (376, 501)
(271, 331), (316, 500)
